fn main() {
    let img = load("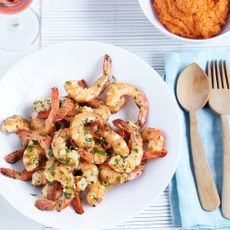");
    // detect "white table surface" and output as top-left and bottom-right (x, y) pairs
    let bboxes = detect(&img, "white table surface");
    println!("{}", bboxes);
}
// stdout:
(1, 0), (230, 229)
